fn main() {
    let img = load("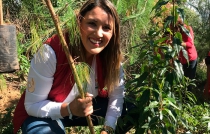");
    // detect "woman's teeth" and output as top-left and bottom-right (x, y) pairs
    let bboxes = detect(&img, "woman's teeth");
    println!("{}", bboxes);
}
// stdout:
(90, 38), (101, 44)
